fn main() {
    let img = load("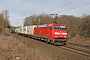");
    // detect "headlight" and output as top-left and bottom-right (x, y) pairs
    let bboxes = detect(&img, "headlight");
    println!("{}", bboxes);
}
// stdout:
(62, 33), (67, 35)
(64, 36), (66, 37)
(55, 36), (58, 38)
(55, 32), (60, 34)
